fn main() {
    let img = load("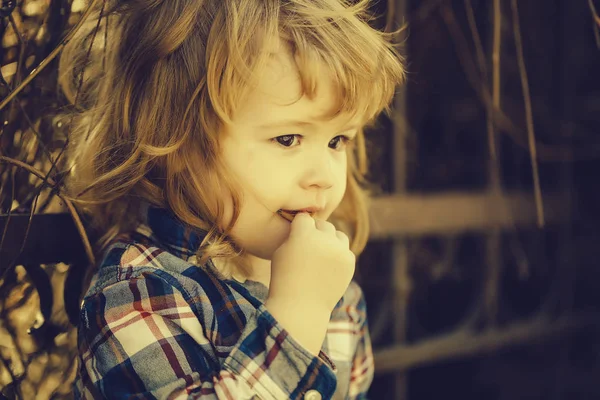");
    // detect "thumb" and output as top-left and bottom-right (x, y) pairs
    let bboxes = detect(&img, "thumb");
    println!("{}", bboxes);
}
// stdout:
(289, 212), (315, 236)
